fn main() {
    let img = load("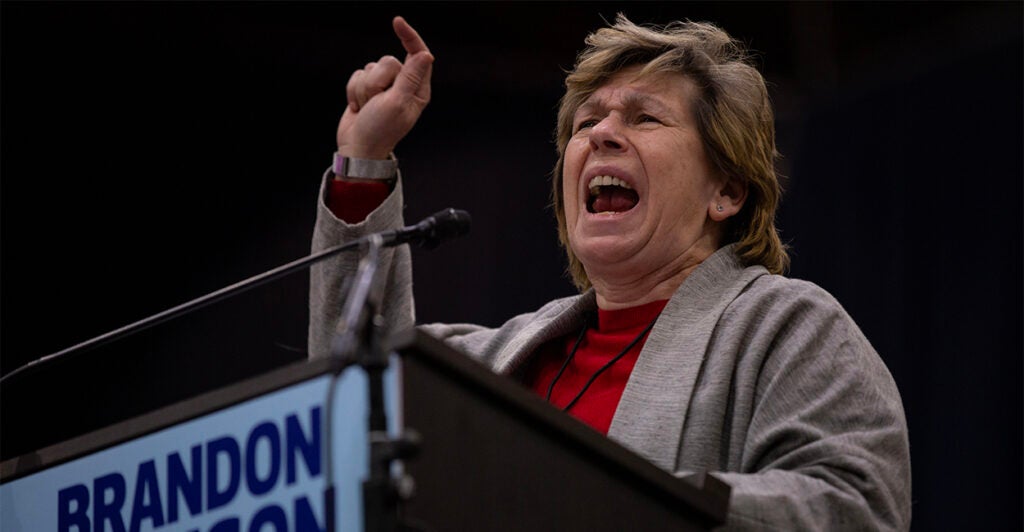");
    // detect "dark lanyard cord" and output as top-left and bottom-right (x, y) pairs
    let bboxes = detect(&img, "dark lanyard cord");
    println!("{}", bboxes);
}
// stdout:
(546, 316), (659, 413)
(545, 321), (589, 402)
